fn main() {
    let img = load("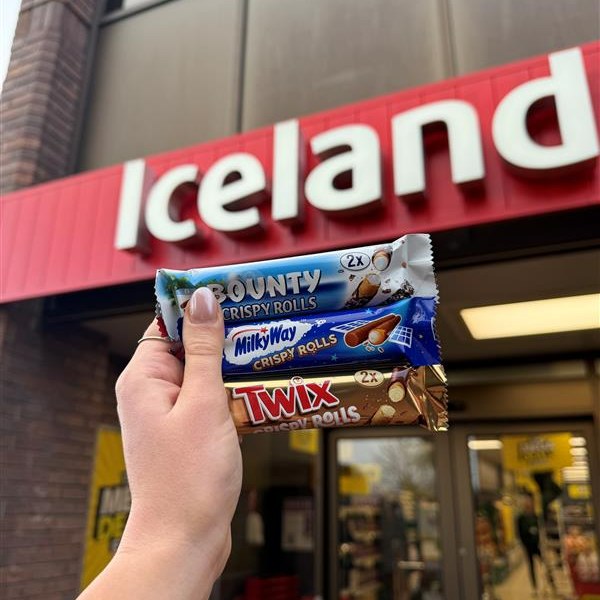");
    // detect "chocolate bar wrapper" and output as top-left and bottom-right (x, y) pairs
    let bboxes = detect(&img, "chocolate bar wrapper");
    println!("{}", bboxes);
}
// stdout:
(156, 233), (436, 339)
(222, 296), (440, 378)
(227, 365), (448, 434)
